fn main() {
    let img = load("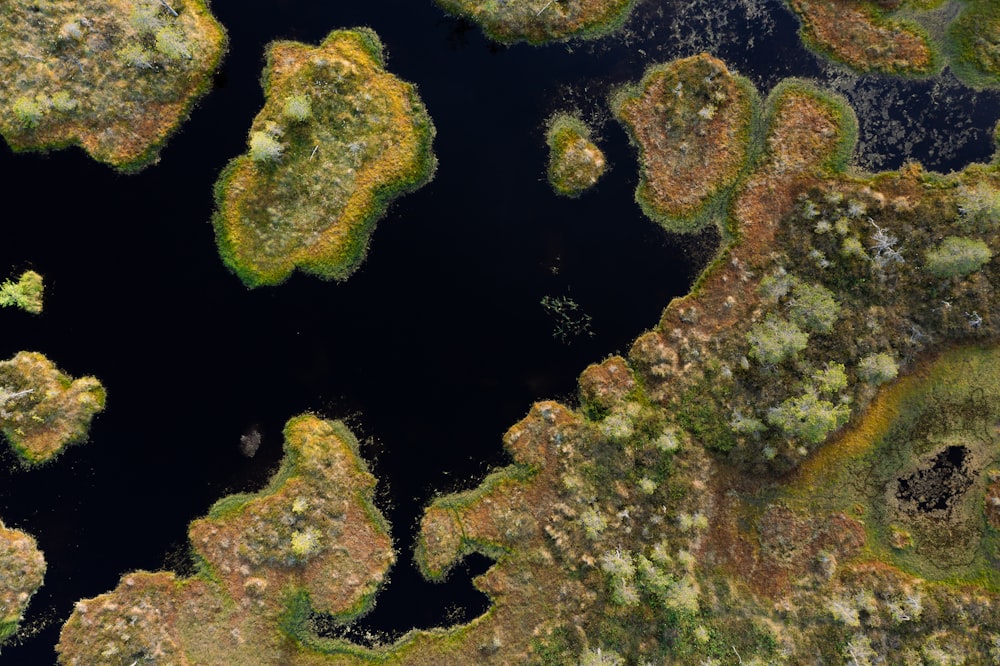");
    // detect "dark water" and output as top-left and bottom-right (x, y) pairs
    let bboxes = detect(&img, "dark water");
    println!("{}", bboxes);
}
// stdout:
(1, 0), (998, 661)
